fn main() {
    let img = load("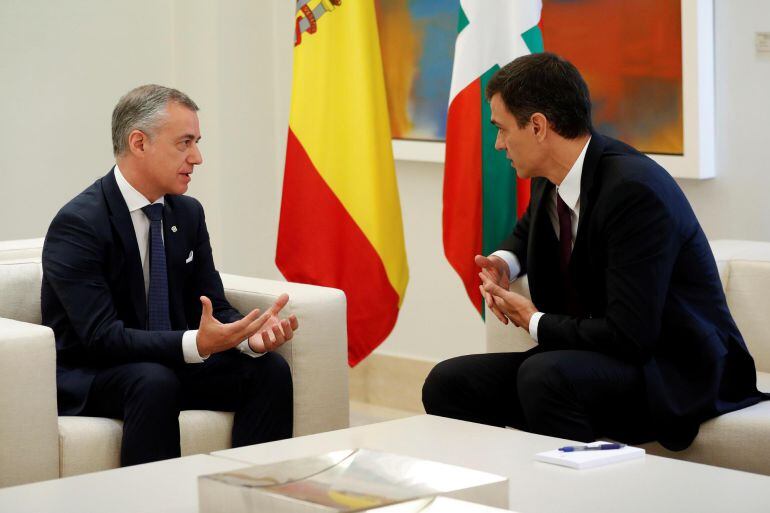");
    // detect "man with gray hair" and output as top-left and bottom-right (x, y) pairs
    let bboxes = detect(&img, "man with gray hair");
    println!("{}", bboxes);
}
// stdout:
(42, 84), (296, 466)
